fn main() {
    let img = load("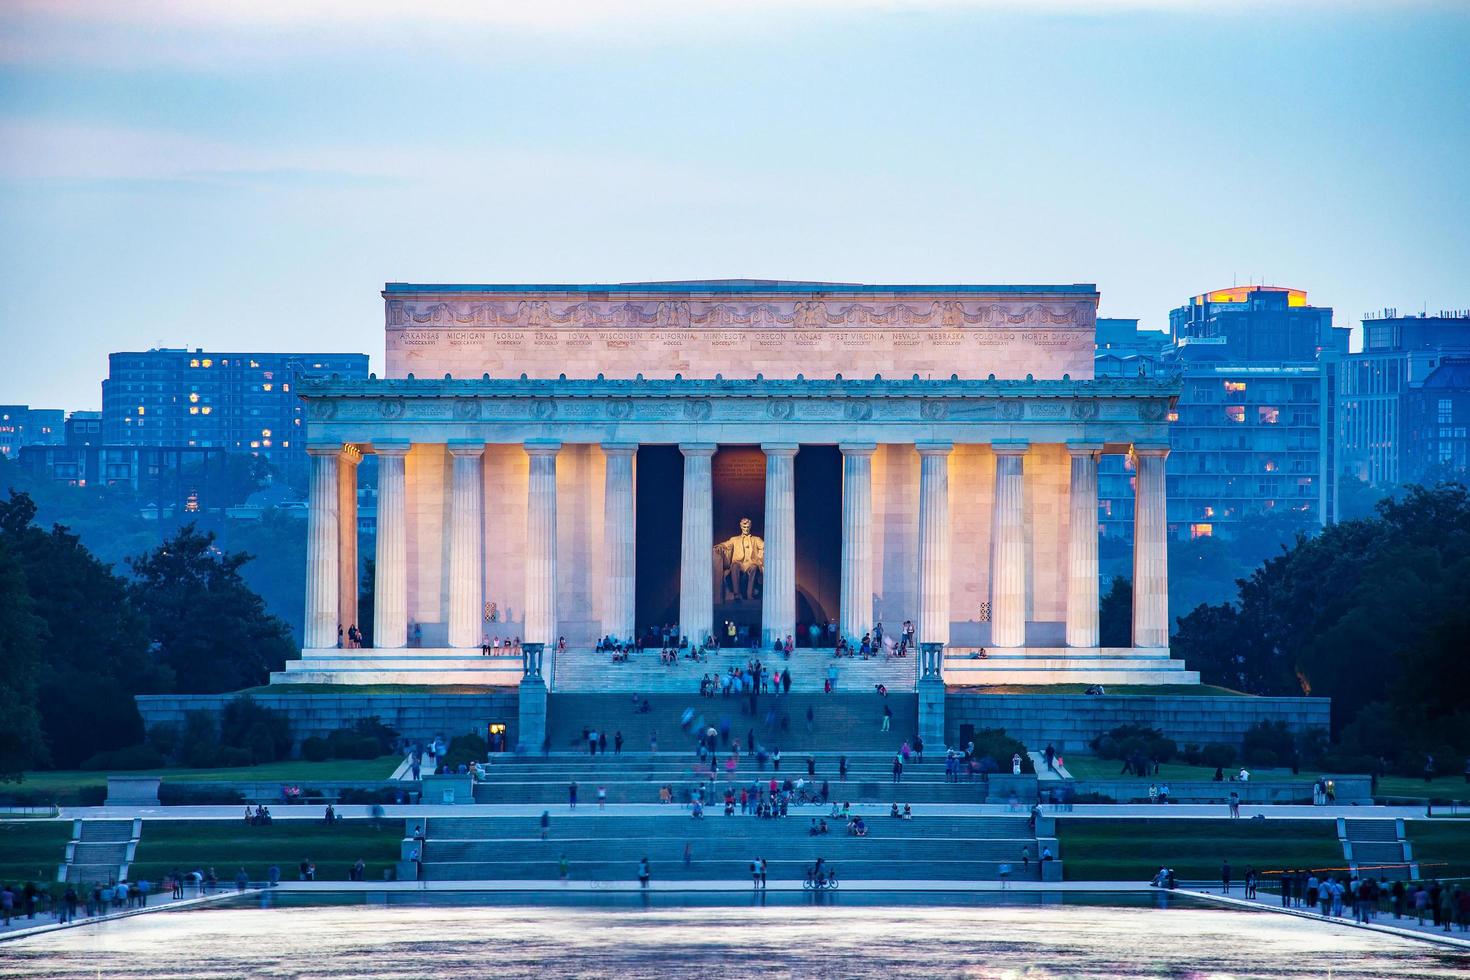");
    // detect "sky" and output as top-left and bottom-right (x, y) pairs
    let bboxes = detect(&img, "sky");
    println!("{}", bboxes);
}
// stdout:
(1, 0), (1468, 411)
